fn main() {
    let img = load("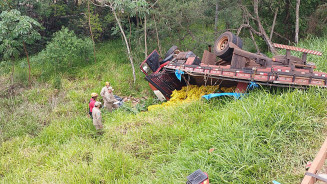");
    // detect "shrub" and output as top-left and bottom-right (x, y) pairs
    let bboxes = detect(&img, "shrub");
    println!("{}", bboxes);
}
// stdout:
(52, 75), (62, 90)
(36, 27), (93, 74)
